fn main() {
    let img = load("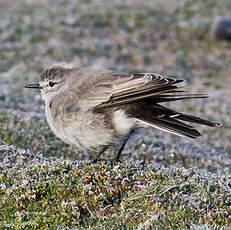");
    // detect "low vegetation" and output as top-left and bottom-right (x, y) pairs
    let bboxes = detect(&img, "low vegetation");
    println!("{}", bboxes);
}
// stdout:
(0, 0), (230, 229)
